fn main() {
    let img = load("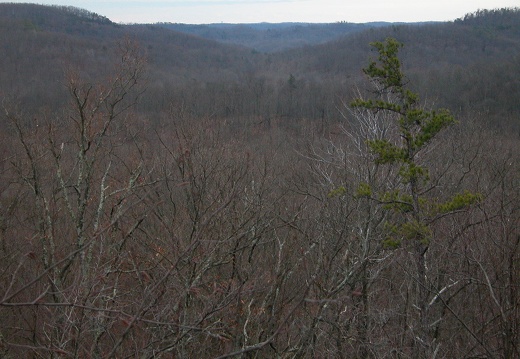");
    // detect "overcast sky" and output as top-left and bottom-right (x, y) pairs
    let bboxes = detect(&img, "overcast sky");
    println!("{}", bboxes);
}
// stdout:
(4, 0), (519, 24)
